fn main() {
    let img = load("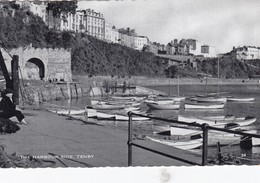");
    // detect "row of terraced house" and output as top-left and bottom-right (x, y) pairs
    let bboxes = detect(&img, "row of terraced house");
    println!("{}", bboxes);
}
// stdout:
(14, 1), (220, 58)
(14, 1), (159, 52)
